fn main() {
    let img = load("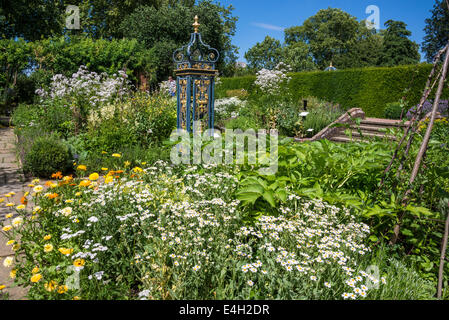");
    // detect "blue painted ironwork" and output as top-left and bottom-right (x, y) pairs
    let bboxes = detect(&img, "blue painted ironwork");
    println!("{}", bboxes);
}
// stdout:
(173, 16), (219, 133)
